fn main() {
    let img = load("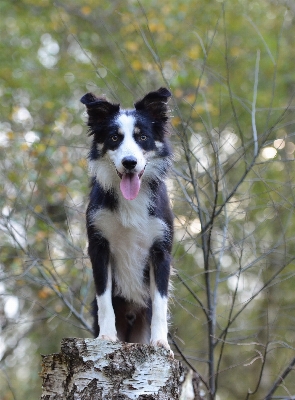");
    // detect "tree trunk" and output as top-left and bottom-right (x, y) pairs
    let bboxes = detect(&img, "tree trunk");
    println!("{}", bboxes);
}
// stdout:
(40, 338), (191, 399)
